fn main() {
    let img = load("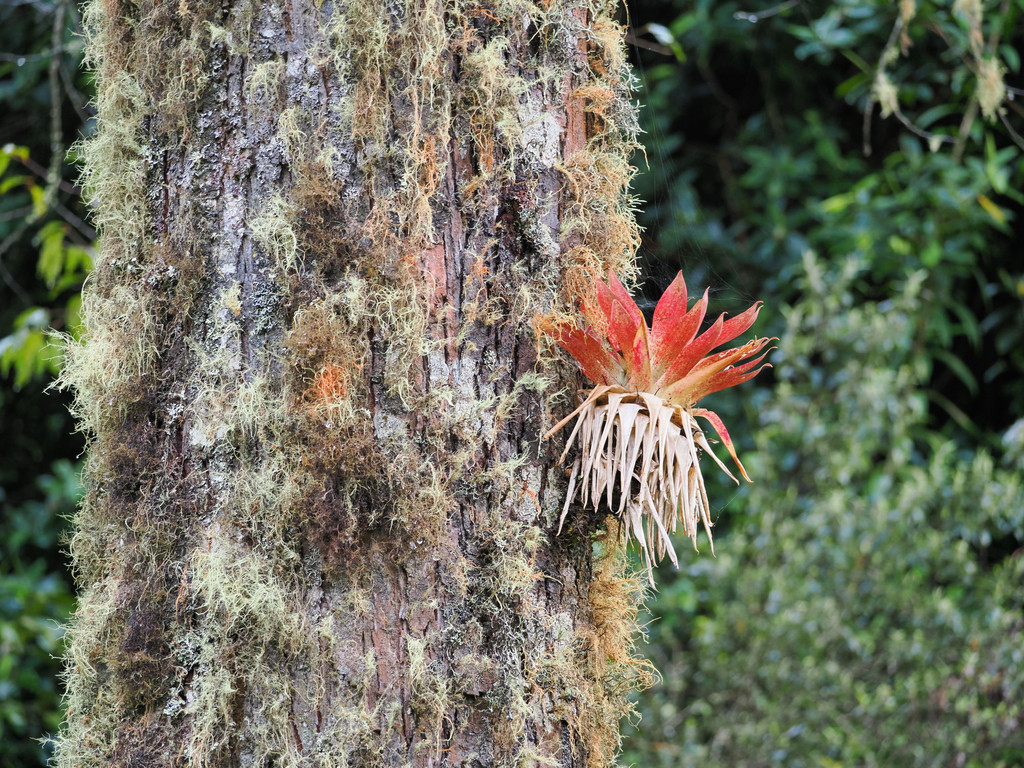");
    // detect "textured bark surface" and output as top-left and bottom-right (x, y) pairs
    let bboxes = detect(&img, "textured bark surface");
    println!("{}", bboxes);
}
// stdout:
(56, 0), (651, 765)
